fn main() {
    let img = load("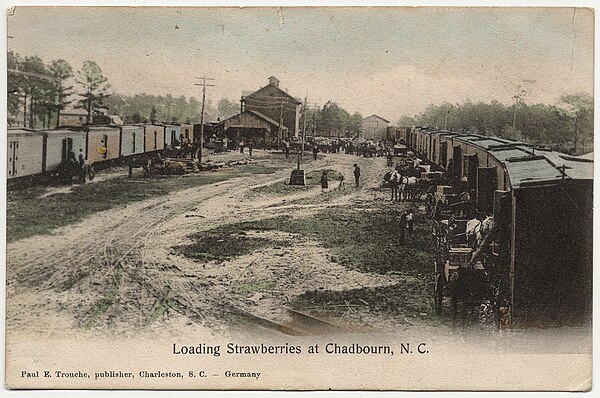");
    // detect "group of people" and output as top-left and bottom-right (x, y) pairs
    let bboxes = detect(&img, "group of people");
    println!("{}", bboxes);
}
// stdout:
(60, 150), (87, 184)
(319, 163), (362, 193)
